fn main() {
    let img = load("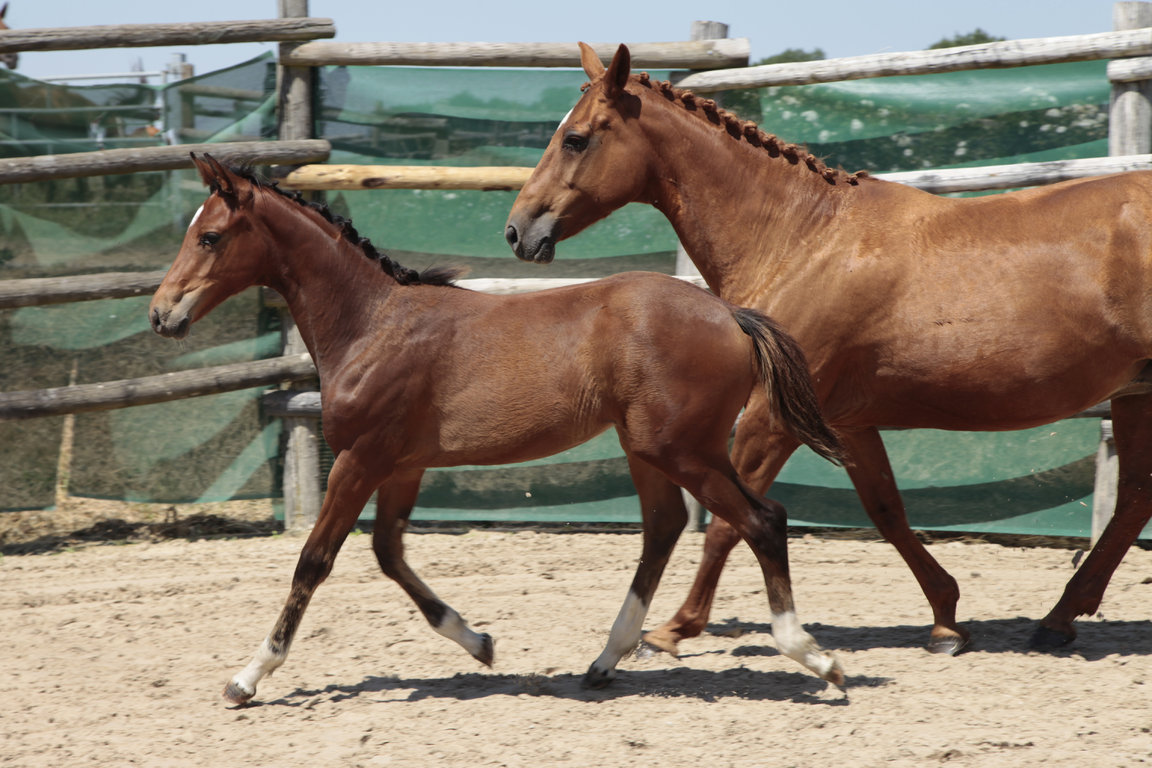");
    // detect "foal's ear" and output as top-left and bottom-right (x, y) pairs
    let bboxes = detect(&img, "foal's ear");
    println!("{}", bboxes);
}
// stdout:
(603, 44), (631, 96)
